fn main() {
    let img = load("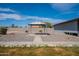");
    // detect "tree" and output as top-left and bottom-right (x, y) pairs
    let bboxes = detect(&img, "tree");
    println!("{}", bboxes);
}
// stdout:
(11, 24), (15, 28)
(11, 24), (19, 28)
(39, 30), (43, 33)
(45, 22), (53, 28)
